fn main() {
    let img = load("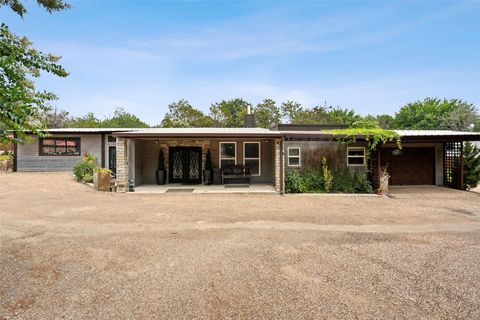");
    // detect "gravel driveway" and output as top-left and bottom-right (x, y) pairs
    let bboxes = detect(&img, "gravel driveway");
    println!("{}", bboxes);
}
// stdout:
(1, 173), (480, 319)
